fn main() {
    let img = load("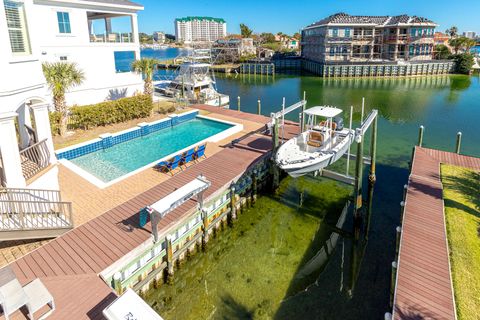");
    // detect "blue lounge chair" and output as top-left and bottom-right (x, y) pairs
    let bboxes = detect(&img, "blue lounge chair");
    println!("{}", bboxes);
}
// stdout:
(168, 154), (182, 175)
(181, 148), (195, 167)
(156, 154), (182, 175)
(194, 144), (206, 162)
